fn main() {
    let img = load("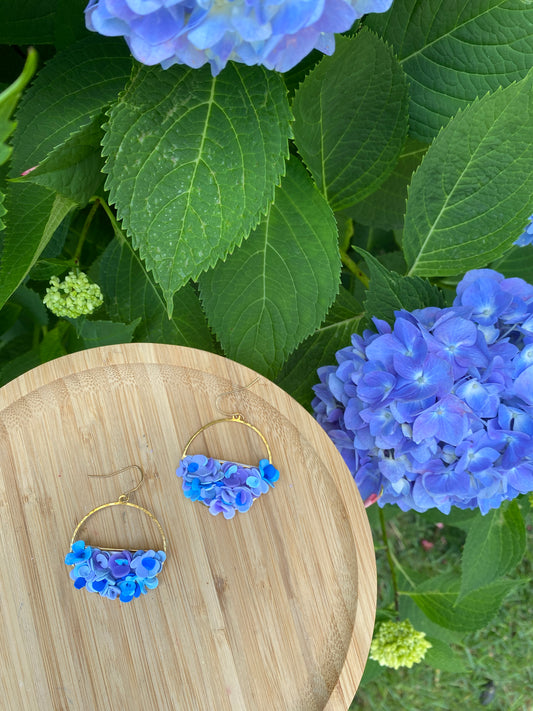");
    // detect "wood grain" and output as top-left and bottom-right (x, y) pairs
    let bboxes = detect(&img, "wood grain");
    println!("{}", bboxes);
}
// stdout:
(0, 344), (376, 711)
